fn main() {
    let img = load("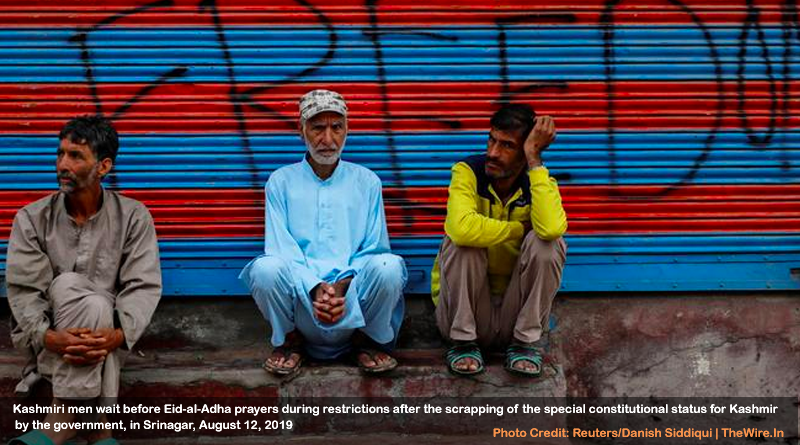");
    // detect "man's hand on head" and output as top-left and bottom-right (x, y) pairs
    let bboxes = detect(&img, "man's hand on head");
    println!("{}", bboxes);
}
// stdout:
(523, 115), (556, 168)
